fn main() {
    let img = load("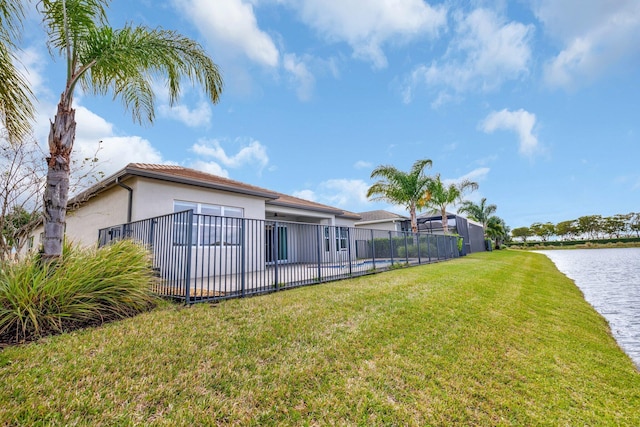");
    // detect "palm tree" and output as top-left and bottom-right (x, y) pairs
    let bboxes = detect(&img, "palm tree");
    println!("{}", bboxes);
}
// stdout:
(457, 197), (497, 232)
(486, 216), (508, 249)
(421, 174), (478, 234)
(39, 0), (223, 259)
(366, 159), (433, 233)
(0, 0), (35, 142)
